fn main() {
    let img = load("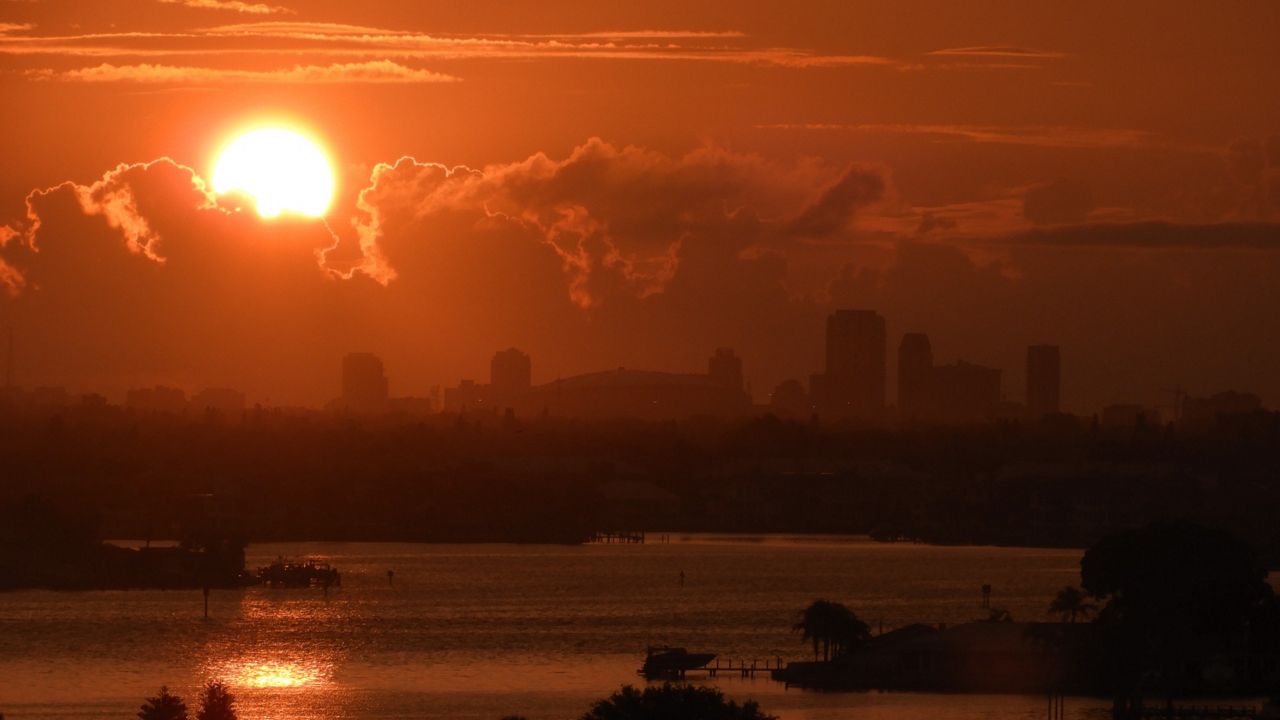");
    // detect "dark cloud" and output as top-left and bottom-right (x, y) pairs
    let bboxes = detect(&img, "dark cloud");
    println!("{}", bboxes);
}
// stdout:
(1012, 221), (1280, 249)
(785, 167), (885, 238)
(1023, 178), (1096, 225)
(916, 212), (958, 235)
